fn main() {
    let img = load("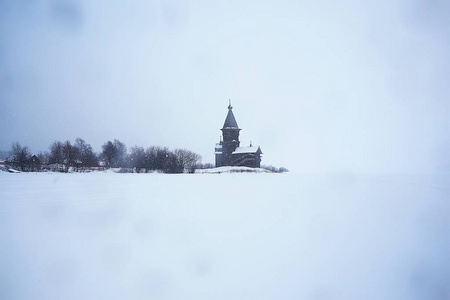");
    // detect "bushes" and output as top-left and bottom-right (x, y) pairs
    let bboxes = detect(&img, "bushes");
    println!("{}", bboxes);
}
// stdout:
(261, 165), (289, 173)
